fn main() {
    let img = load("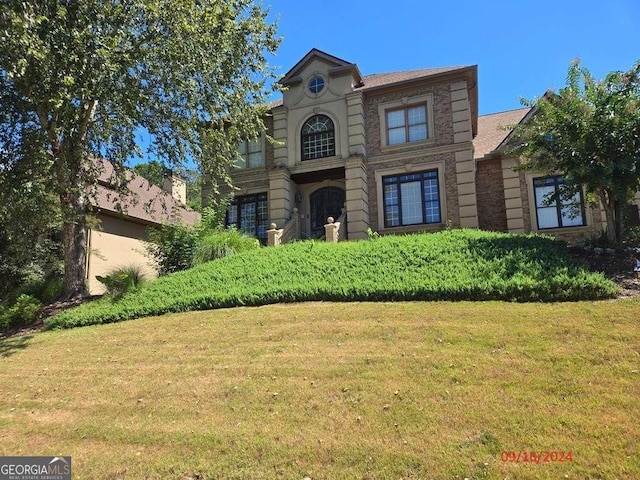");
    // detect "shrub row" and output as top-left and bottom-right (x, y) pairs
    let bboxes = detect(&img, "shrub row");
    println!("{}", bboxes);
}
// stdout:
(46, 229), (619, 330)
